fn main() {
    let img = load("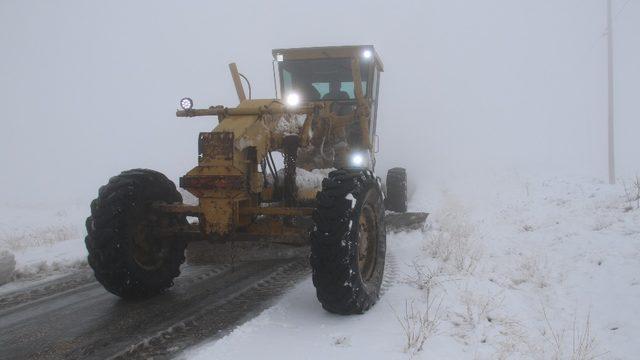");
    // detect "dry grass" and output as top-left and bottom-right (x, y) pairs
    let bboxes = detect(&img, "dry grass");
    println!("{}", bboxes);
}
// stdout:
(452, 289), (505, 330)
(393, 296), (443, 355)
(541, 307), (607, 360)
(622, 176), (640, 211)
(402, 260), (444, 296)
(423, 209), (482, 274)
(12, 258), (87, 280)
(332, 335), (350, 347)
(511, 254), (549, 289)
(448, 289), (540, 359)
(0, 225), (79, 251)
